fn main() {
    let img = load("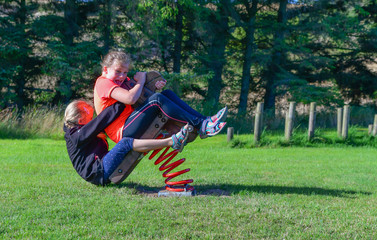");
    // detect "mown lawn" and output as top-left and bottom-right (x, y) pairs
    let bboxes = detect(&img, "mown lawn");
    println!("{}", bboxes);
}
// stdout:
(1, 136), (377, 239)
